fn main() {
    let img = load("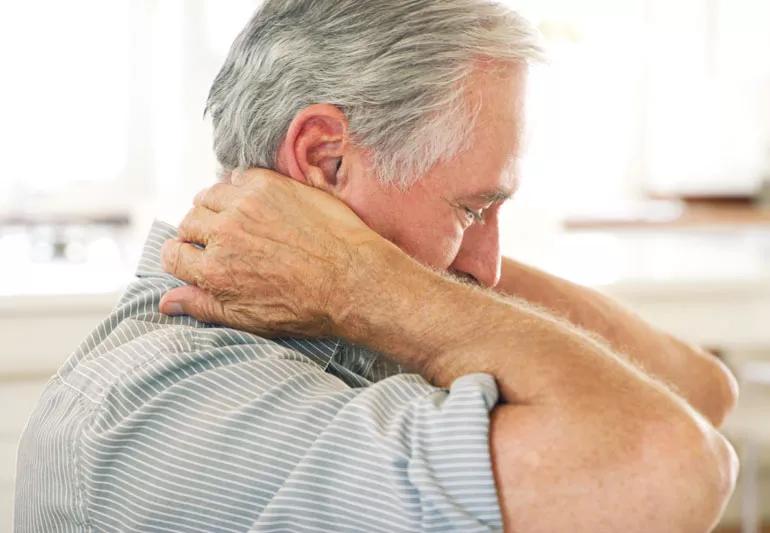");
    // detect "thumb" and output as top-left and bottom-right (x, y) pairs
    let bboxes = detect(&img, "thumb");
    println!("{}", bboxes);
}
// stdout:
(159, 285), (225, 324)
